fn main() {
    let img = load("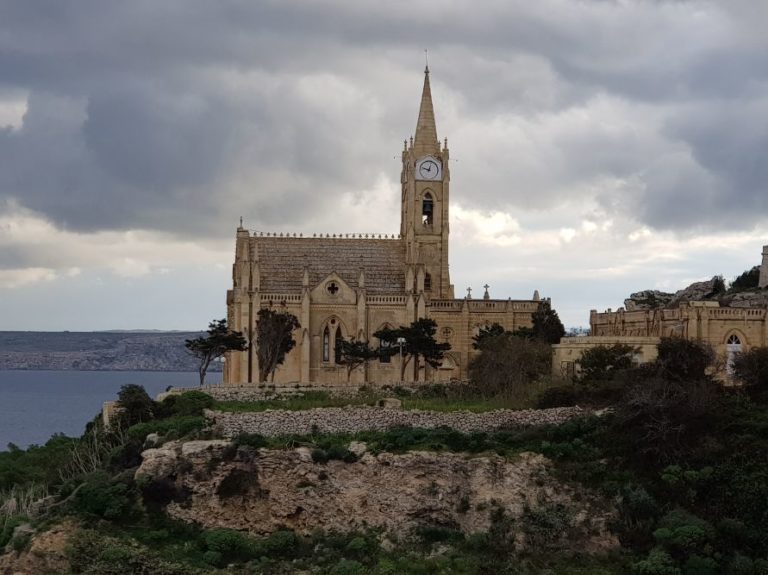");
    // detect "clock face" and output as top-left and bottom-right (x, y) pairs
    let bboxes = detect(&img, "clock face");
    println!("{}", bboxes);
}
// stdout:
(416, 156), (442, 181)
